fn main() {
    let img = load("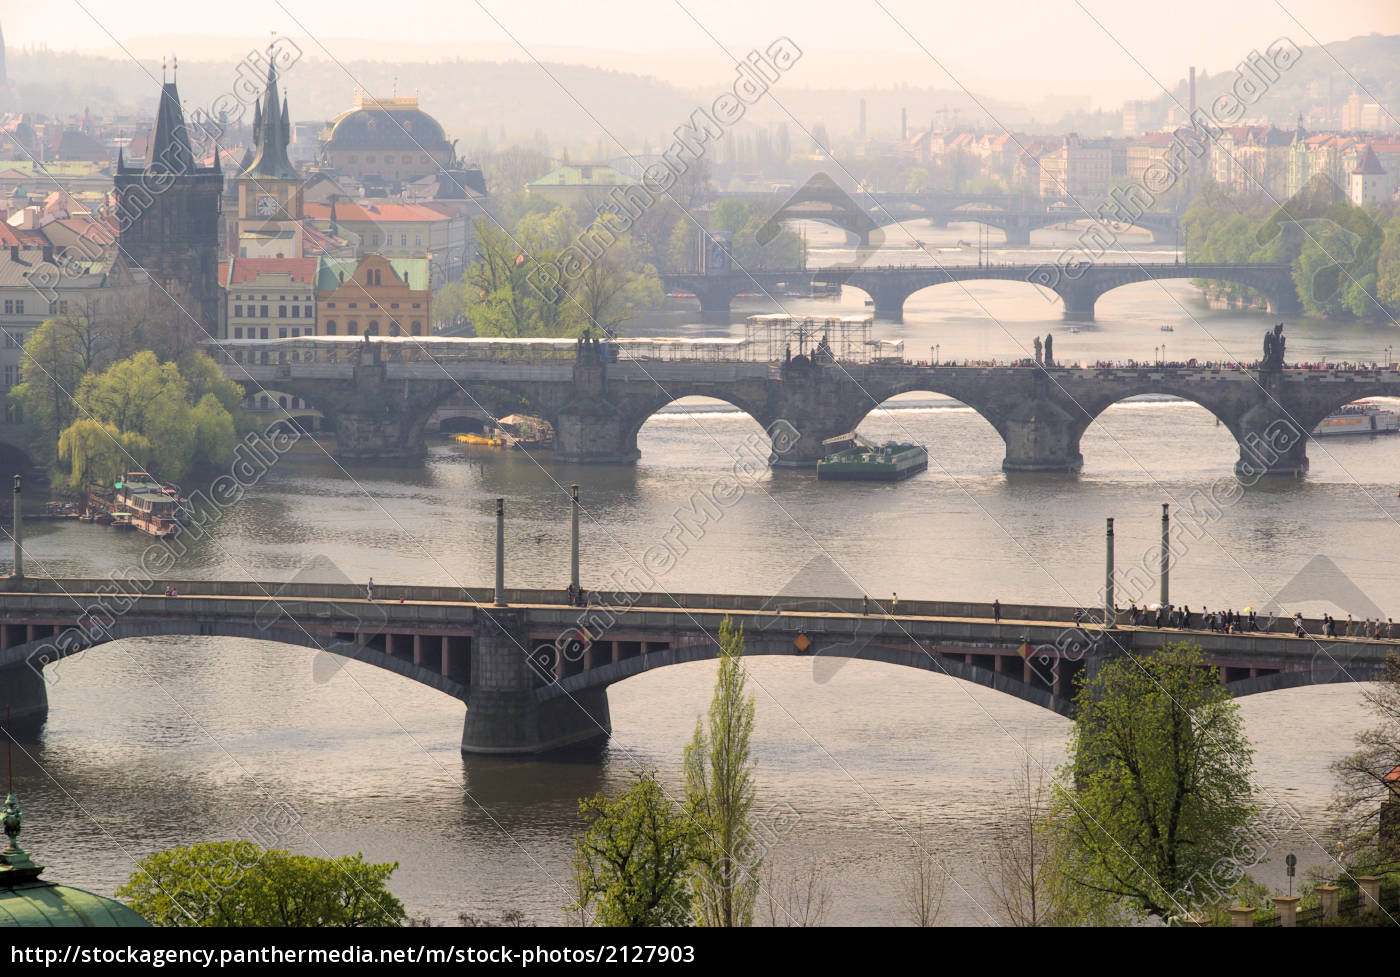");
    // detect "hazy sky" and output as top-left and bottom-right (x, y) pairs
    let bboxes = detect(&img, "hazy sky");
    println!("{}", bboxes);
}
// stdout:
(10, 0), (1400, 106)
